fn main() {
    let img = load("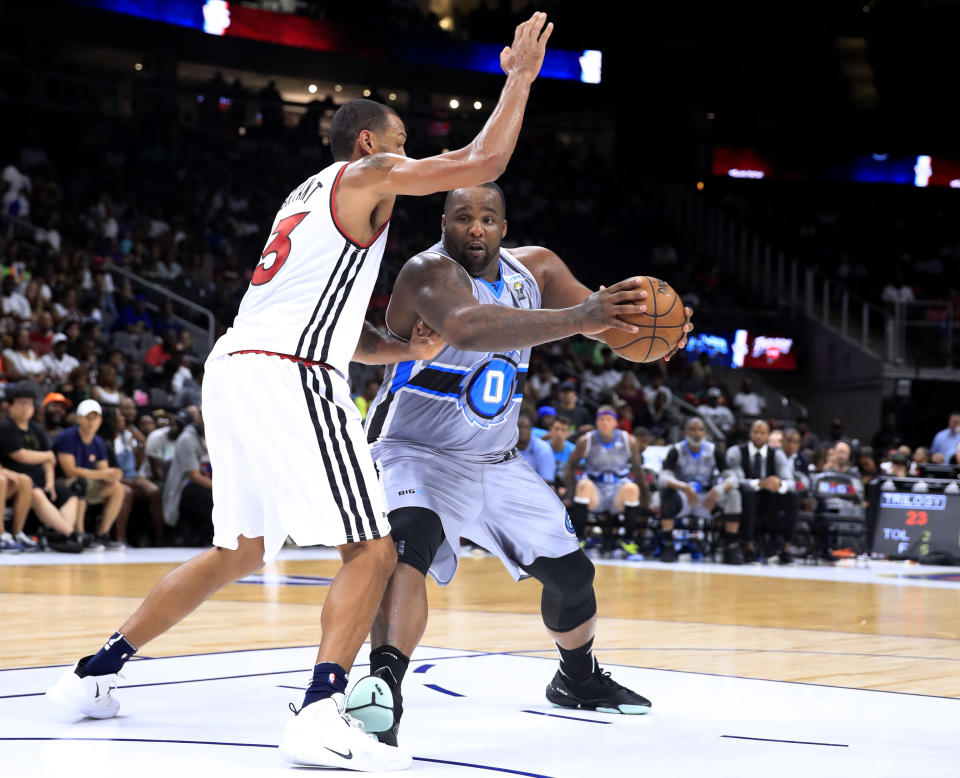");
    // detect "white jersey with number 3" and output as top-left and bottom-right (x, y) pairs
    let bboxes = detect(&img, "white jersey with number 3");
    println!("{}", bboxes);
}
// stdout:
(208, 160), (390, 375)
